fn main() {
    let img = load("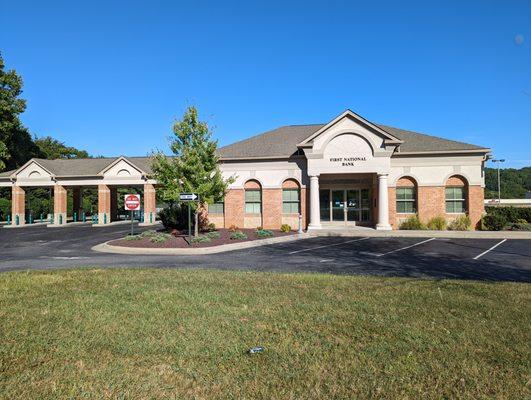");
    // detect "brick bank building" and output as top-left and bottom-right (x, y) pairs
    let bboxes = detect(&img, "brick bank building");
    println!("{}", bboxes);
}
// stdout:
(0, 110), (490, 230)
